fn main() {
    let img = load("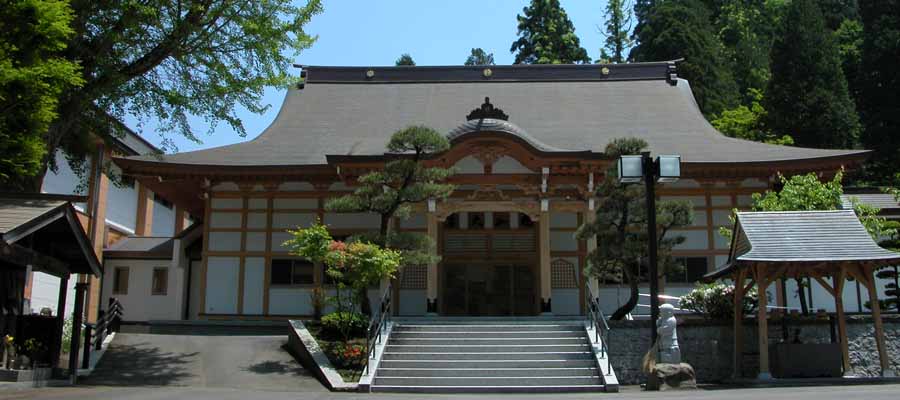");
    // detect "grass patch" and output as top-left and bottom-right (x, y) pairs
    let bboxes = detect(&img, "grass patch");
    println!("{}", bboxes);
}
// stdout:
(305, 321), (366, 383)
